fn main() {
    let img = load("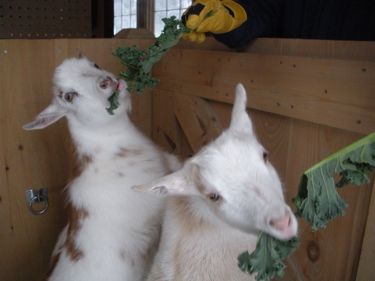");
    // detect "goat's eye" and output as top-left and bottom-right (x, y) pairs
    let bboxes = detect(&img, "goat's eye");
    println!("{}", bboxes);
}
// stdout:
(263, 151), (269, 162)
(64, 91), (78, 103)
(100, 77), (113, 89)
(94, 63), (100, 69)
(208, 193), (221, 202)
